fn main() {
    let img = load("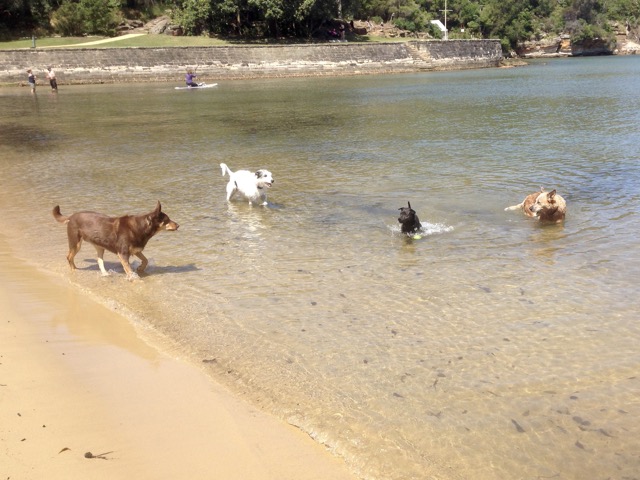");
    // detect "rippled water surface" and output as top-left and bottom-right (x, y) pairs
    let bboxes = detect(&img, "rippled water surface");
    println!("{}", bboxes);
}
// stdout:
(1, 56), (639, 479)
